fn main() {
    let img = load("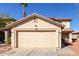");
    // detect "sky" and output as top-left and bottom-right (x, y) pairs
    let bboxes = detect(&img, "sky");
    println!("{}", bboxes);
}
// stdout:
(0, 3), (79, 31)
